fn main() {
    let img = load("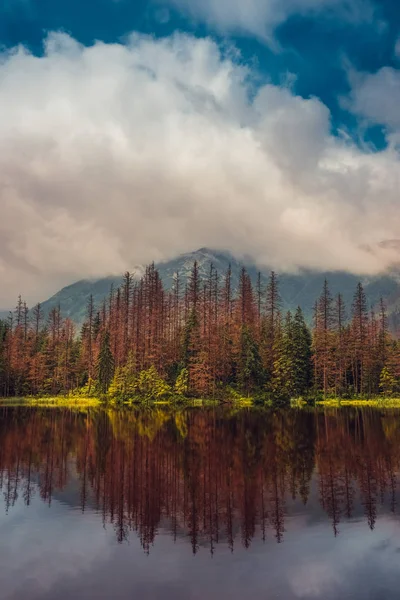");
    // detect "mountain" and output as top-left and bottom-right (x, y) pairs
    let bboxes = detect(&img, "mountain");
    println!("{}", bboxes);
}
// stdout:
(32, 248), (244, 326)
(4, 248), (400, 331)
